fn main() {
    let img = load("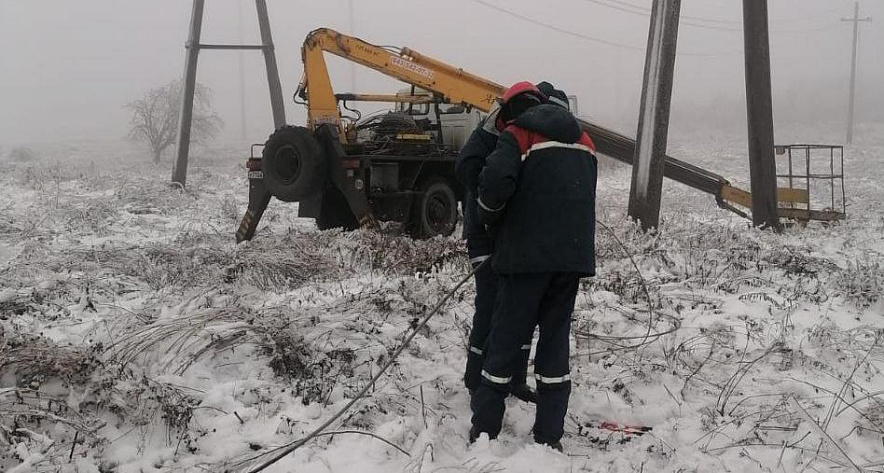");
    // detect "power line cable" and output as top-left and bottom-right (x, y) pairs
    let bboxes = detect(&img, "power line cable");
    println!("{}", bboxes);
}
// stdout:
(472, 0), (739, 57)
(595, 0), (848, 25)
(579, 0), (742, 32)
(580, 0), (841, 33)
(600, 0), (735, 24)
(594, 0), (742, 25)
(472, 0), (645, 52)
